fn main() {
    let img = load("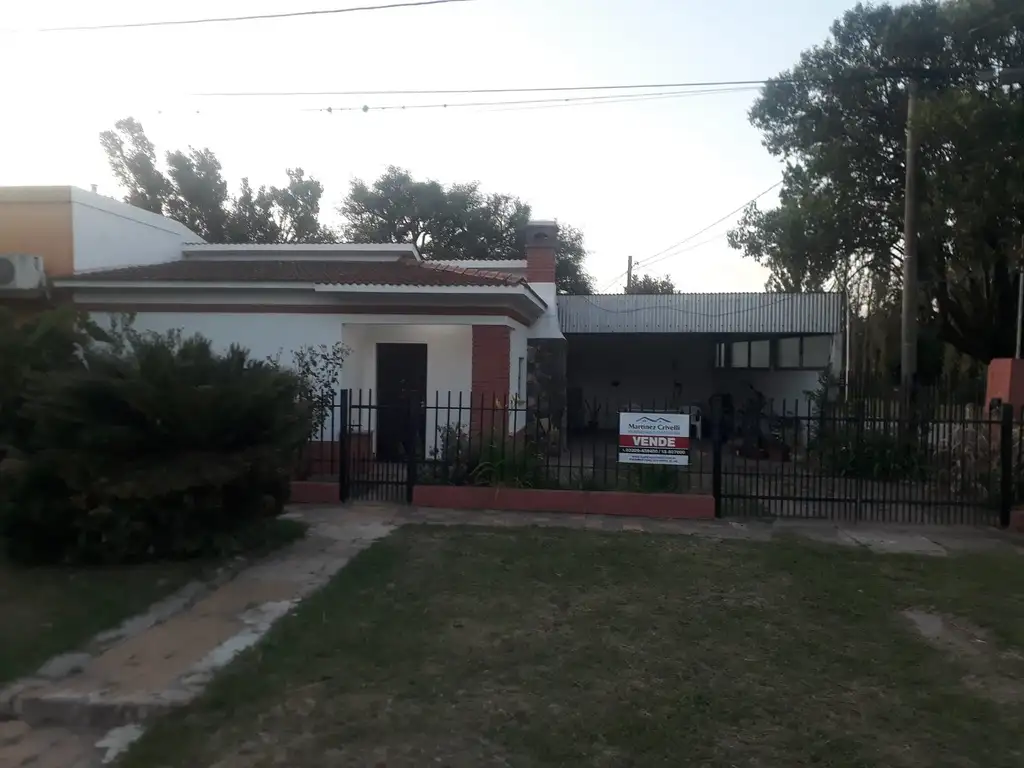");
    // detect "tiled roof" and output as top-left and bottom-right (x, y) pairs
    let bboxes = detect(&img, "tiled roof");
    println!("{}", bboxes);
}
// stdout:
(66, 259), (525, 288)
